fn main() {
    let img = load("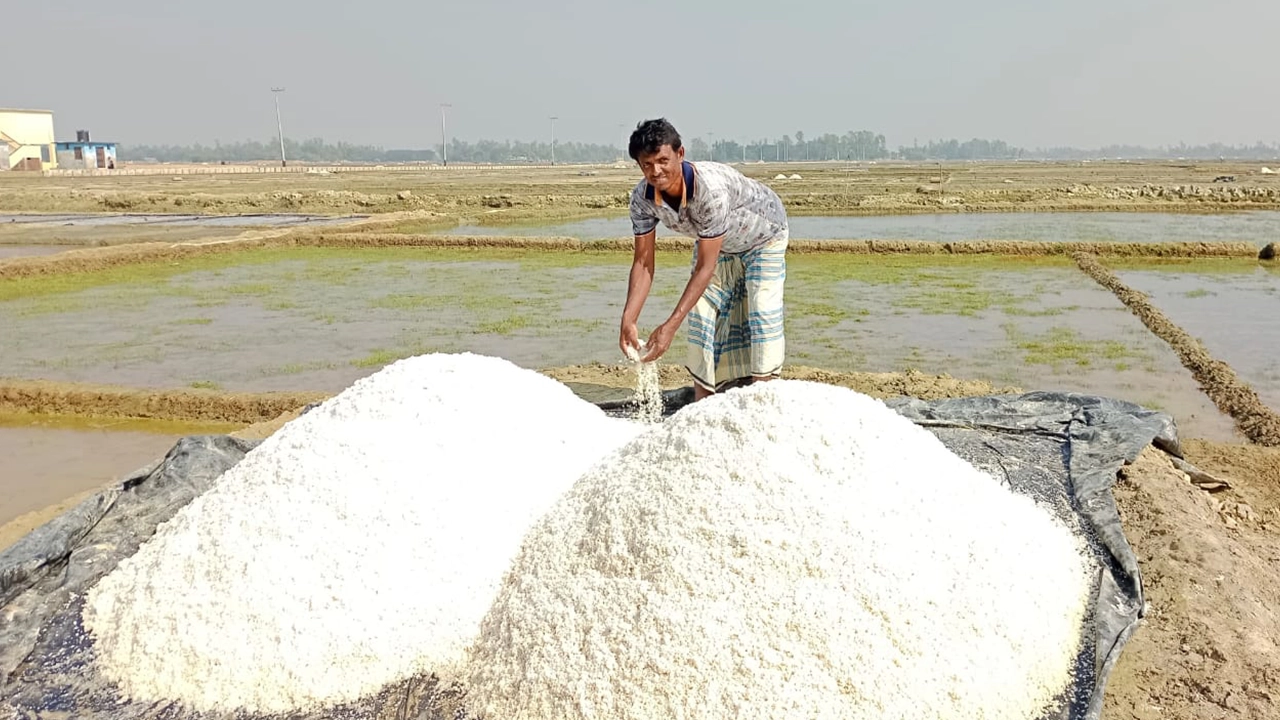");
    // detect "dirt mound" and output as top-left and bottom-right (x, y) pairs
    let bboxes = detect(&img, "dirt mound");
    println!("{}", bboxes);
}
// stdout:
(1106, 444), (1280, 720)
(228, 406), (310, 440)
(0, 380), (325, 424)
(1073, 252), (1280, 447)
